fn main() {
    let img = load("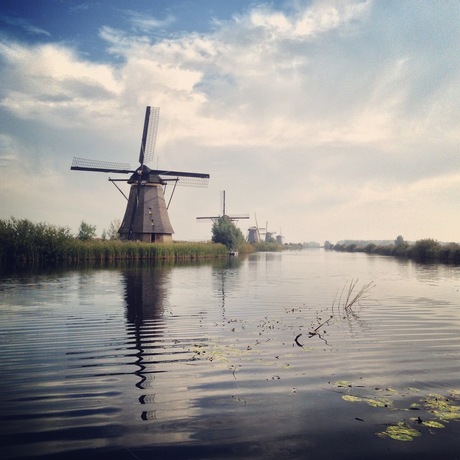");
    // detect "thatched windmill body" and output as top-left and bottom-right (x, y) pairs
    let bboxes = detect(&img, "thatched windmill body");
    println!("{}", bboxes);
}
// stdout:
(71, 107), (210, 243)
